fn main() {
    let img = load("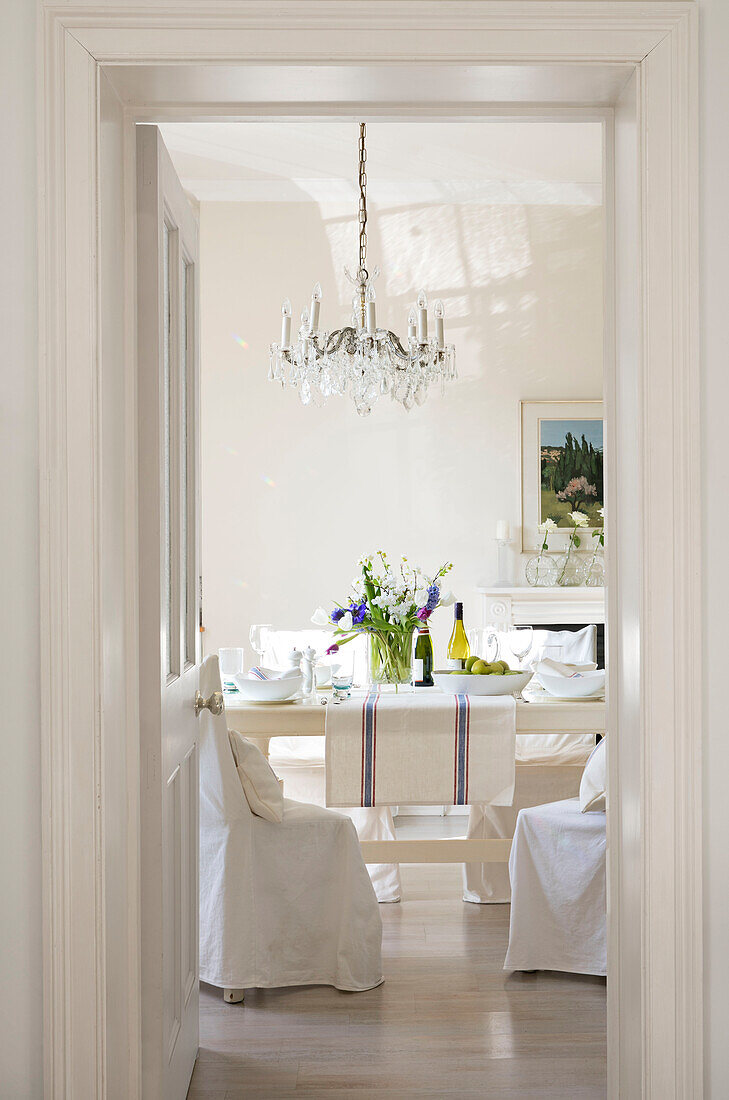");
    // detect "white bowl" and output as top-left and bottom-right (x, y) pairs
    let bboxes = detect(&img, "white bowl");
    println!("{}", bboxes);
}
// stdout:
(232, 671), (302, 702)
(537, 669), (605, 699)
(433, 669), (533, 696)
